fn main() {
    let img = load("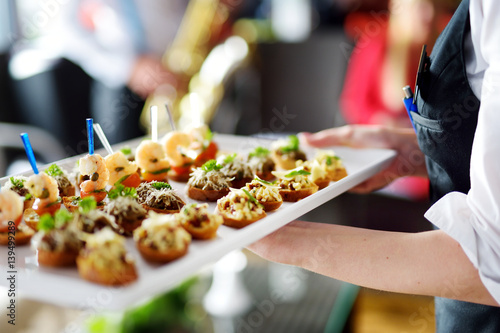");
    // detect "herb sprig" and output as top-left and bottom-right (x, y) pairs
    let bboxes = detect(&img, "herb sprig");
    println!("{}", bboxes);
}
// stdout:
(249, 147), (270, 158)
(150, 182), (172, 190)
(201, 160), (223, 173)
(108, 184), (137, 199)
(279, 135), (300, 154)
(38, 209), (73, 231)
(44, 164), (64, 177)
